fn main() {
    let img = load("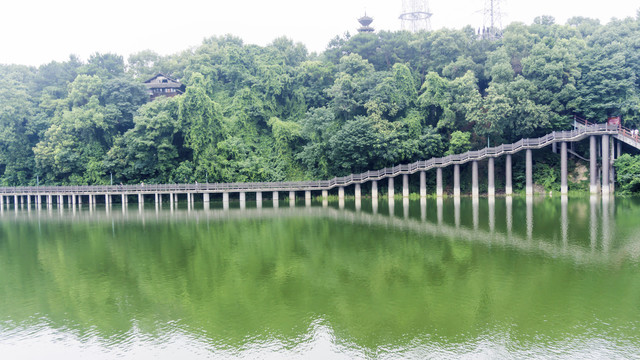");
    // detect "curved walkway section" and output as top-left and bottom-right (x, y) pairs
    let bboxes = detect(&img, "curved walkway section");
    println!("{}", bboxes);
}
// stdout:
(0, 123), (633, 209)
